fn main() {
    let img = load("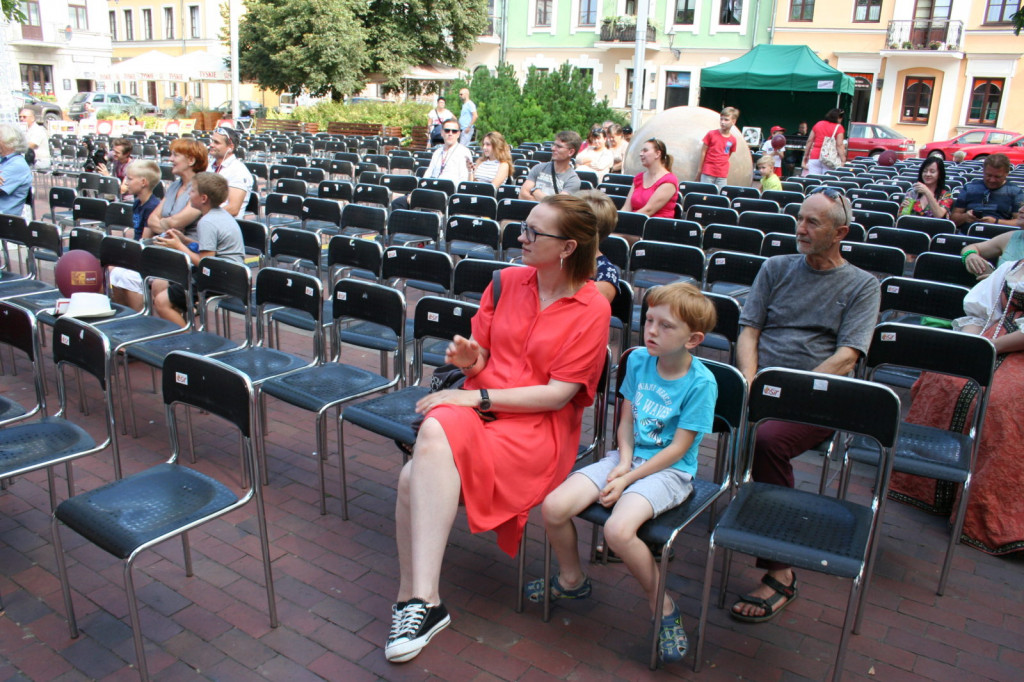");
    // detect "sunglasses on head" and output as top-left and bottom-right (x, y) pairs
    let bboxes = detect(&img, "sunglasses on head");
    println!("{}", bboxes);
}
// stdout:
(807, 186), (852, 225)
